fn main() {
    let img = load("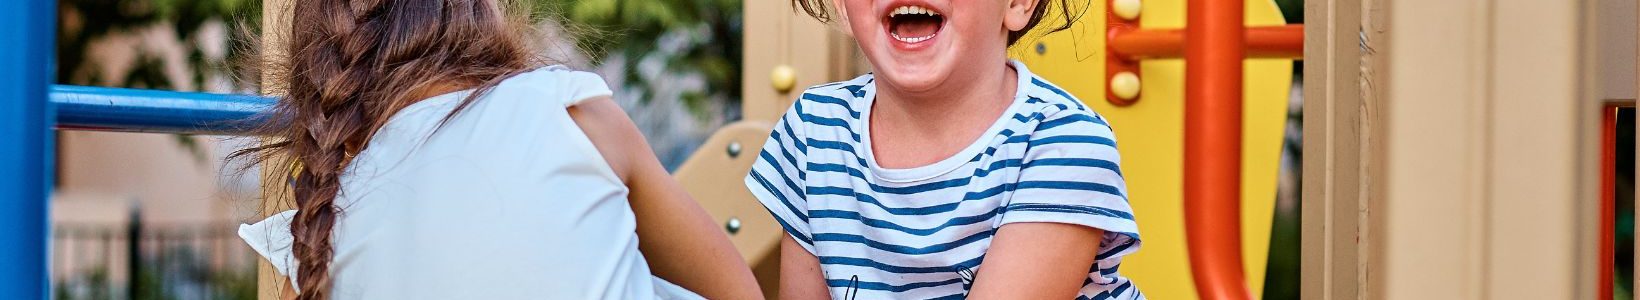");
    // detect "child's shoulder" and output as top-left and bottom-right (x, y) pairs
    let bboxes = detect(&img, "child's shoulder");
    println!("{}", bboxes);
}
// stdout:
(1016, 74), (1114, 134)
(505, 65), (610, 98)
(796, 73), (875, 105)
(783, 74), (874, 124)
